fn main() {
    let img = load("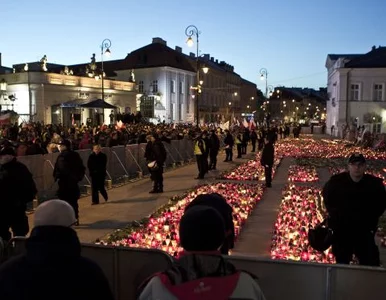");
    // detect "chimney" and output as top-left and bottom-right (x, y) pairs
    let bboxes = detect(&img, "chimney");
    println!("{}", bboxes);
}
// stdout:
(203, 54), (210, 60)
(372, 45), (376, 51)
(0, 53), (2, 66)
(152, 37), (167, 45)
(189, 52), (196, 58)
(175, 46), (182, 53)
(210, 57), (214, 62)
(215, 59), (218, 64)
